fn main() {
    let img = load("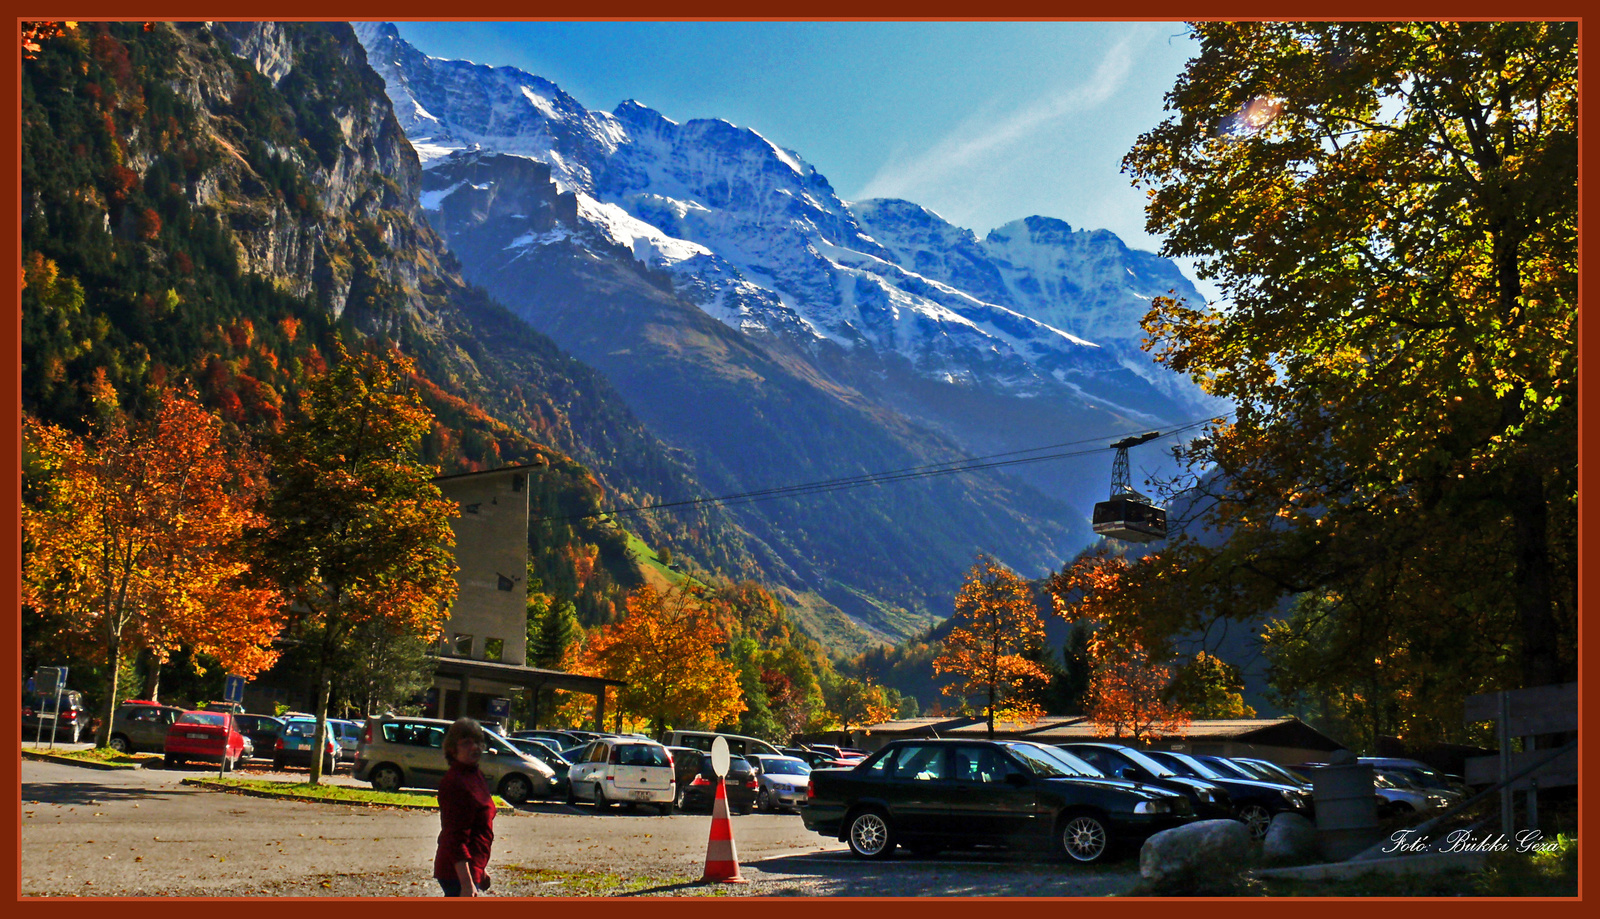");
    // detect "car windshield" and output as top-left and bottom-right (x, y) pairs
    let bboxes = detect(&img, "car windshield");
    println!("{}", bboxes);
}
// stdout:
(758, 758), (810, 775)
(617, 744), (670, 767)
(283, 720), (321, 736)
(1148, 752), (1208, 779)
(1203, 757), (1258, 780)
(1000, 743), (1084, 778)
(1251, 761), (1303, 784)
(178, 712), (226, 726)
(1111, 747), (1178, 778)
(1014, 744), (1103, 777)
